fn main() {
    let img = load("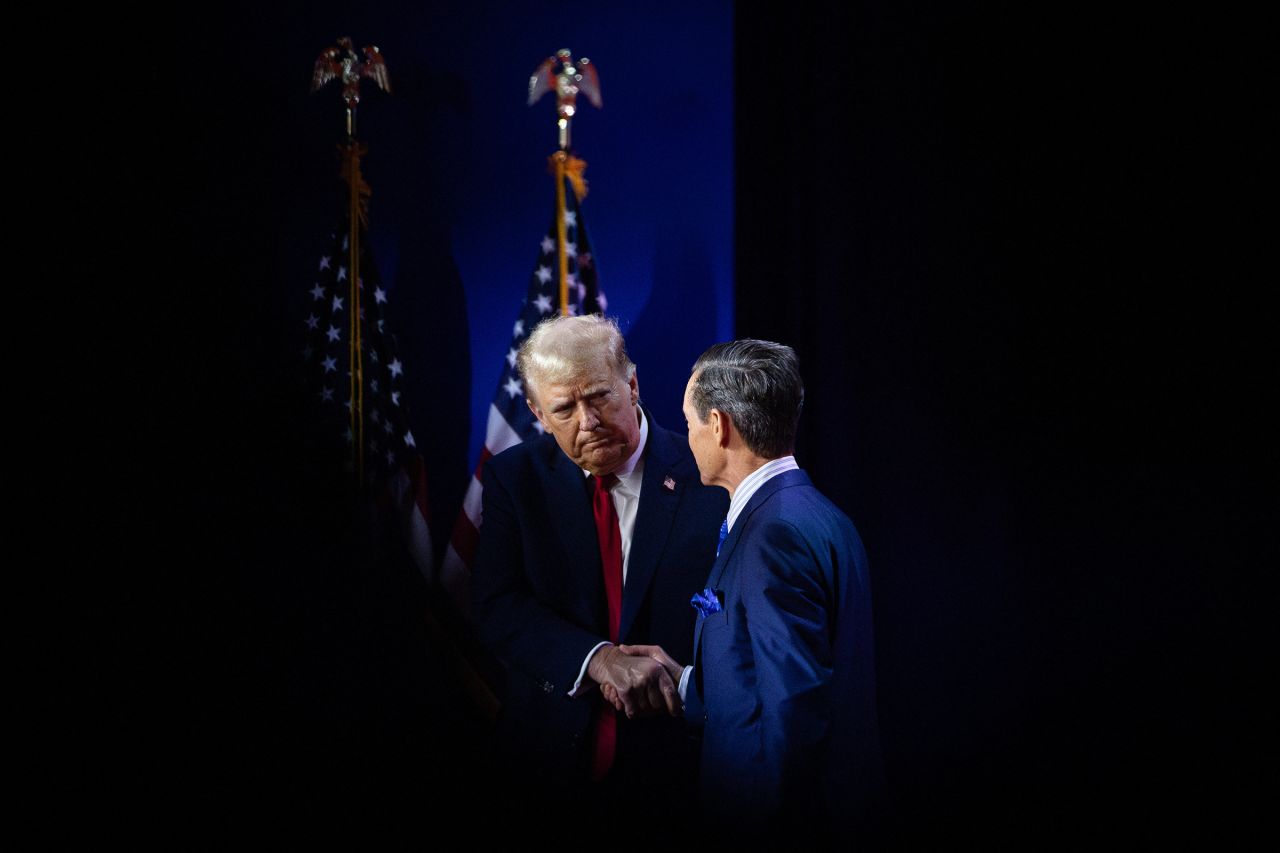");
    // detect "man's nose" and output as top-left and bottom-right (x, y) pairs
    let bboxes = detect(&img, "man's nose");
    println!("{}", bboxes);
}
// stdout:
(577, 403), (601, 432)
